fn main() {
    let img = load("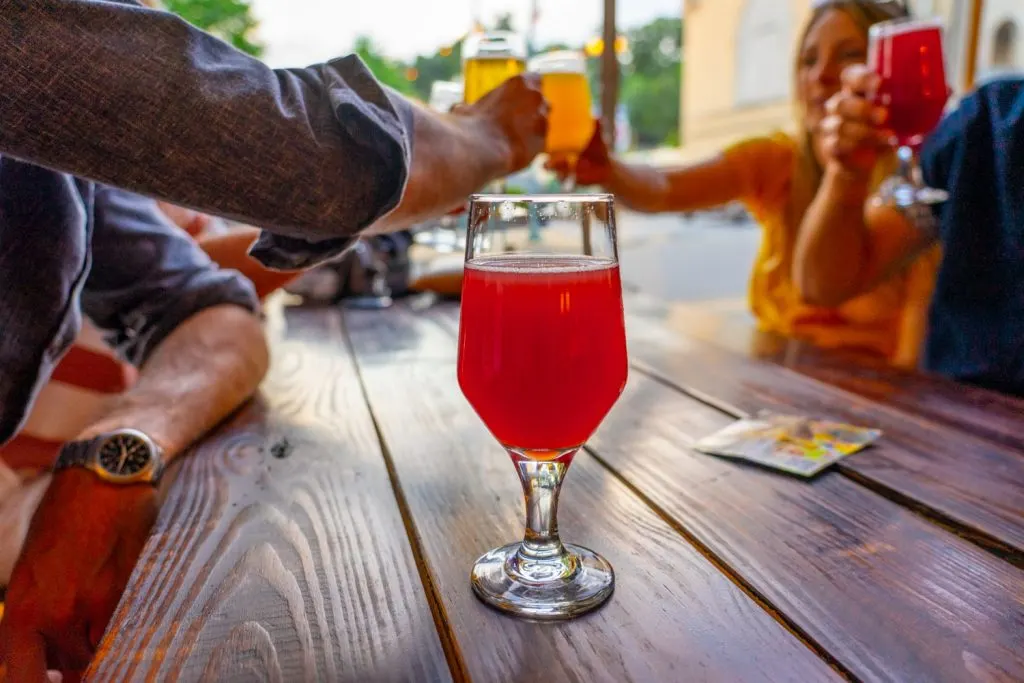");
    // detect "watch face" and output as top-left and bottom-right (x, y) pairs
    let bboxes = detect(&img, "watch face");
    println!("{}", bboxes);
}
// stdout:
(97, 433), (153, 477)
